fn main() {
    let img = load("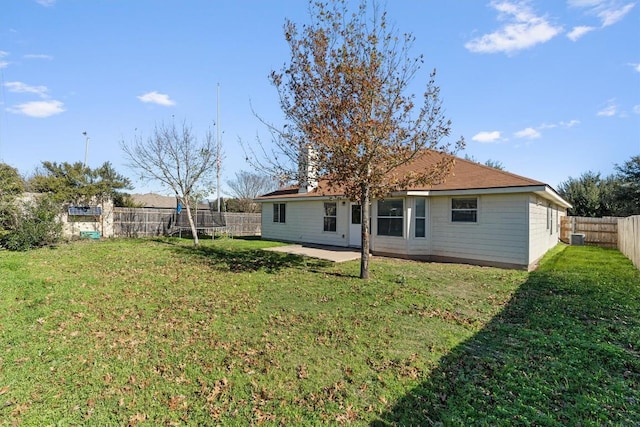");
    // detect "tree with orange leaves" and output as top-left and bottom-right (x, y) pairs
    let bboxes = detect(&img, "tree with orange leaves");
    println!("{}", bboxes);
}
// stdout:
(251, 0), (464, 279)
